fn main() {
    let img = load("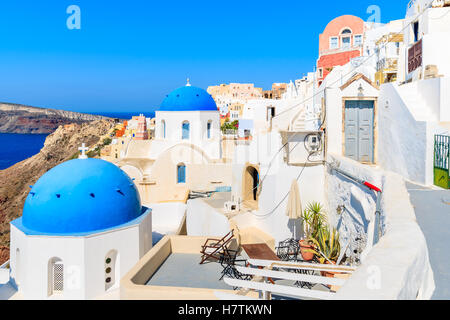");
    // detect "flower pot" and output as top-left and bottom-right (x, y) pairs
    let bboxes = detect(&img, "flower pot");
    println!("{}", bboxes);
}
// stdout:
(320, 261), (341, 278)
(299, 240), (315, 261)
